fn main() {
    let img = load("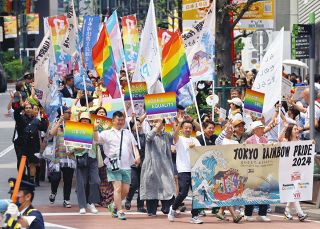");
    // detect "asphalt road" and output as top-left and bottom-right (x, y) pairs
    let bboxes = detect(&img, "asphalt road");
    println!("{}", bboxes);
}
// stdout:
(0, 87), (319, 228)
